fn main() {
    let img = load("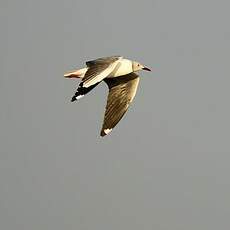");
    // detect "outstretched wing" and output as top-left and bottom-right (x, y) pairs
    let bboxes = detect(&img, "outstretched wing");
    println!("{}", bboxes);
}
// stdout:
(82, 56), (122, 88)
(100, 72), (140, 136)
